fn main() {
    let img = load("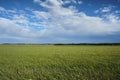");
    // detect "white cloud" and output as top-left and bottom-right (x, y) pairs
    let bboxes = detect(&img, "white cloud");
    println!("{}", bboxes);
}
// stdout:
(33, 0), (41, 3)
(13, 14), (29, 25)
(0, 6), (5, 11)
(0, 1), (120, 43)
(71, 0), (77, 4)
(0, 17), (30, 37)
(95, 6), (114, 13)
(0, 17), (52, 41)
(33, 0), (120, 36)
(115, 10), (120, 14)
(60, 0), (82, 5)
(0, 6), (16, 13)
(78, 1), (83, 5)
(33, 11), (51, 20)
(105, 14), (120, 23)
(64, 0), (71, 4)
(101, 7), (111, 13)
(39, 0), (63, 8)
